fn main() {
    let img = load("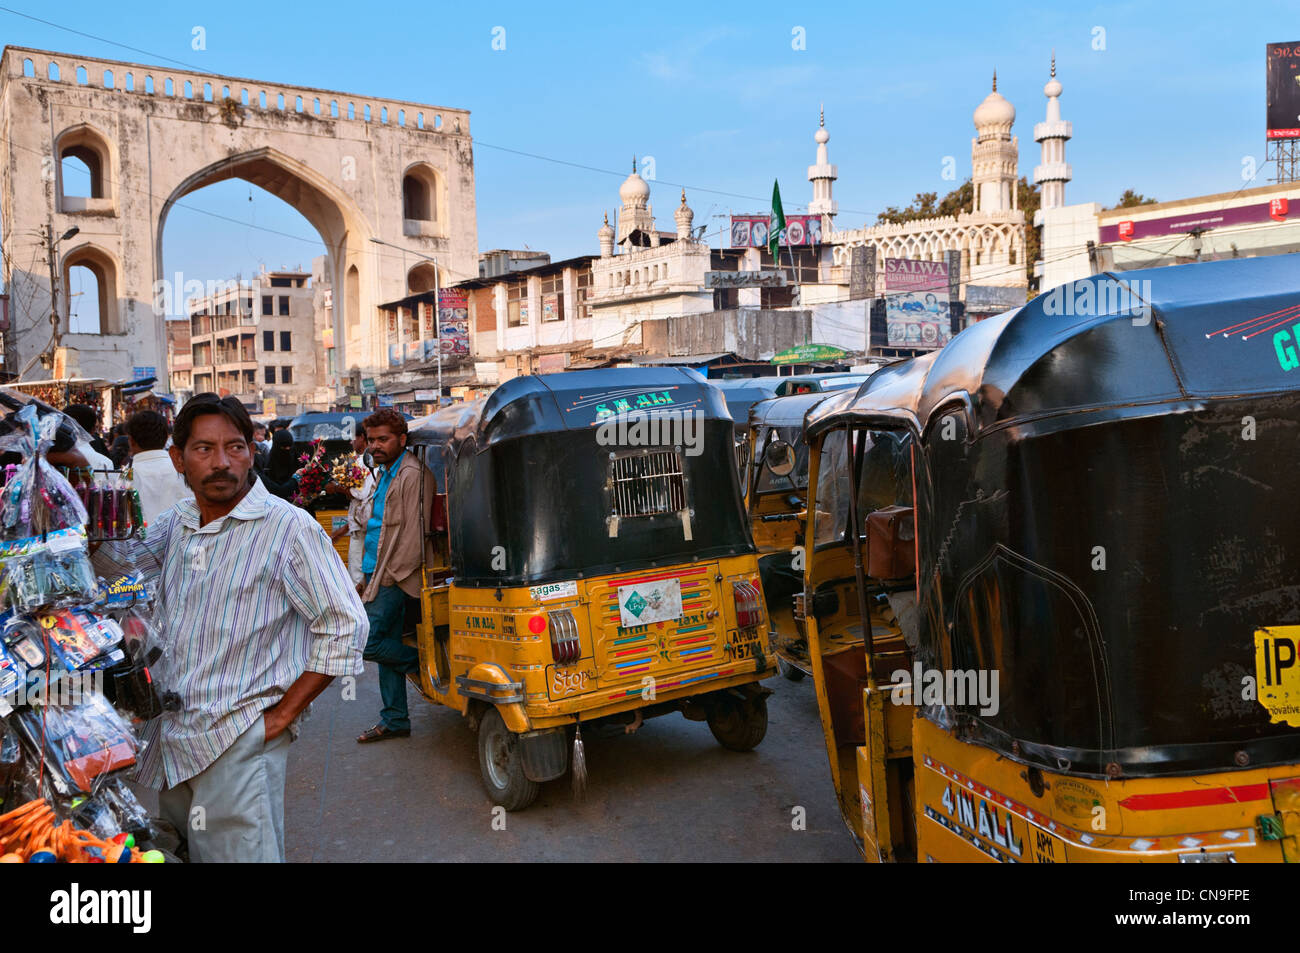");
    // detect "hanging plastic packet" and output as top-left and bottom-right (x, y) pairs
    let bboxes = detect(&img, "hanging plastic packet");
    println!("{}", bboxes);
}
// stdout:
(0, 719), (23, 812)
(0, 613), (47, 673)
(35, 607), (123, 672)
(13, 693), (137, 795)
(0, 637), (23, 706)
(71, 776), (154, 842)
(0, 405), (89, 539)
(104, 607), (173, 719)
(0, 531), (99, 611)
